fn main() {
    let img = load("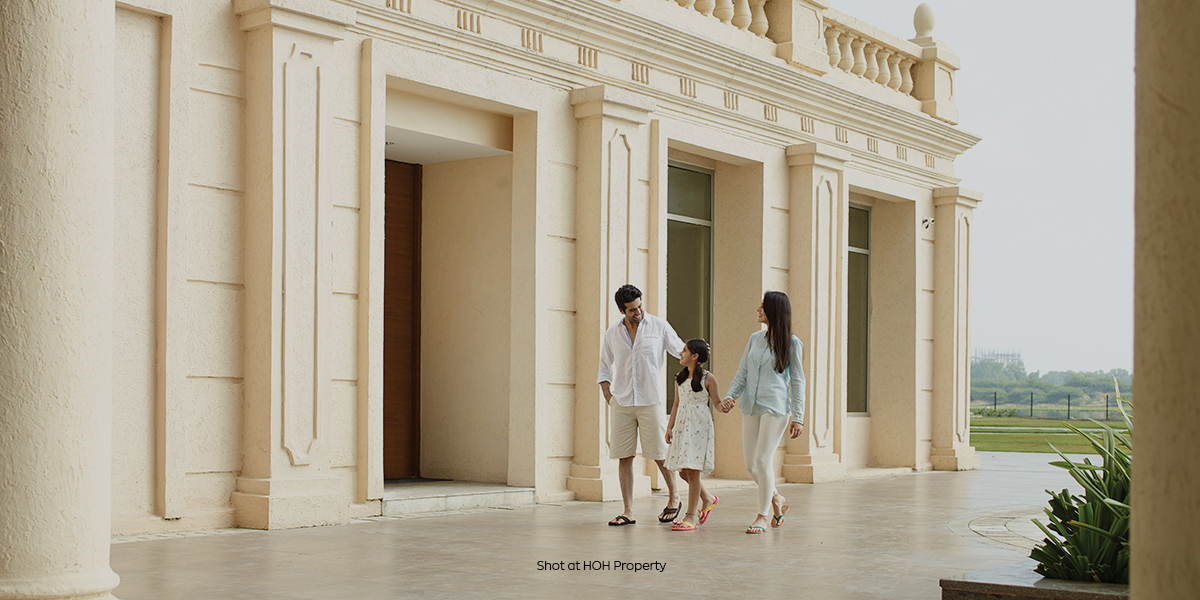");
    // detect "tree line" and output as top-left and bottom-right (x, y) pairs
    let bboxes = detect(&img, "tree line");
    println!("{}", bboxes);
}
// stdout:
(971, 360), (1132, 405)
